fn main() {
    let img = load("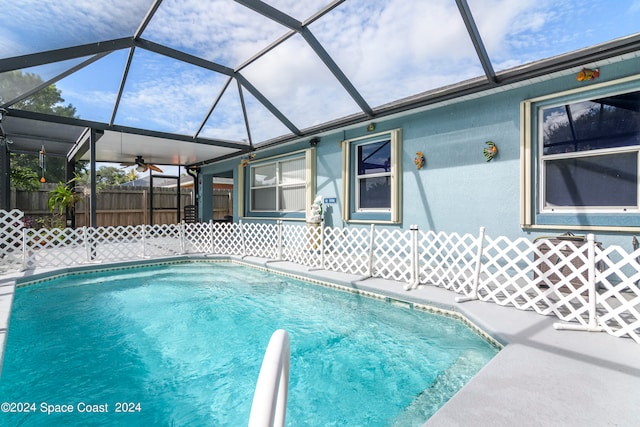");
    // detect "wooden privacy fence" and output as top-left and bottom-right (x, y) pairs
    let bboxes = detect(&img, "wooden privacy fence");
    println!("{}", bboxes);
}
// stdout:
(11, 185), (232, 227)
